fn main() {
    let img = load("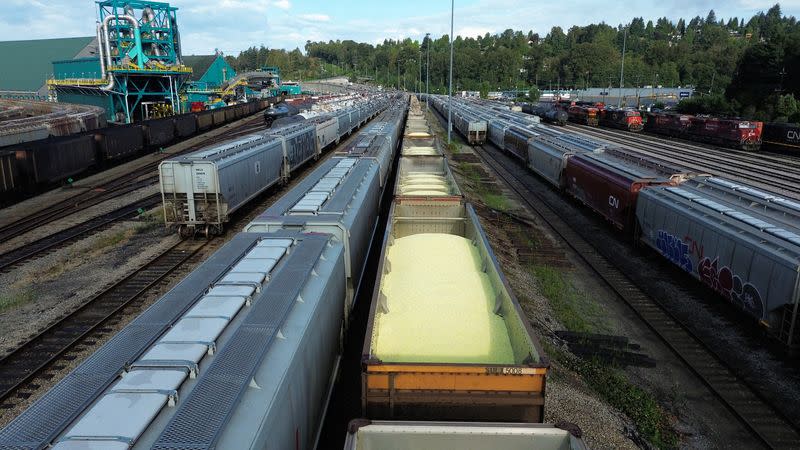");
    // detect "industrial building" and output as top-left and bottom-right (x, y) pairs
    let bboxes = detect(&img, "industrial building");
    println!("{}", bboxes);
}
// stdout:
(0, 37), (99, 100)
